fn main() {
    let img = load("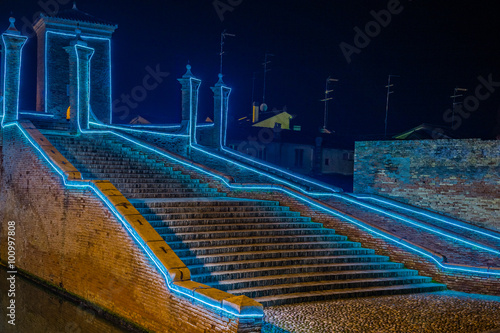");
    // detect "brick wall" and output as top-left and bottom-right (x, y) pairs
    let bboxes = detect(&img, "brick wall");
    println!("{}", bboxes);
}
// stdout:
(354, 139), (500, 232)
(0, 126), (261, 333)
